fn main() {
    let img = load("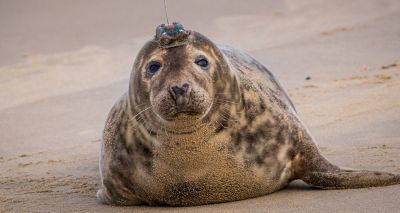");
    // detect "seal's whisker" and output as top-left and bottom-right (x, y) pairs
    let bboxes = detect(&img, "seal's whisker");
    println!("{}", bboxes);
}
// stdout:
(132, 116), (146, 128)
(220, 116), (240, 124)
(219, 104), (245, 118)
(220, 108), (231, 116)
(214, 98), (241, 104)
(214, 120), (228, 129)
(222, 107), (244, 116)
(220, 110), (240, 122)
(214, 100), (241, 106)
(220, 104), (239, 111)
(133, 112), (145, 124)
(133, 103), (147, 108)
(131, 103), (148, 113)
(163, 127), (169, 137)
(214, 94), (230, 96)
(219, 107), (237, 119)
(208, 121), (218, 132)
(148, 126), (157, 137)
(220, 115), (239, 123)
(129, 106), (153, 121)
(214, 92), (237, 95)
